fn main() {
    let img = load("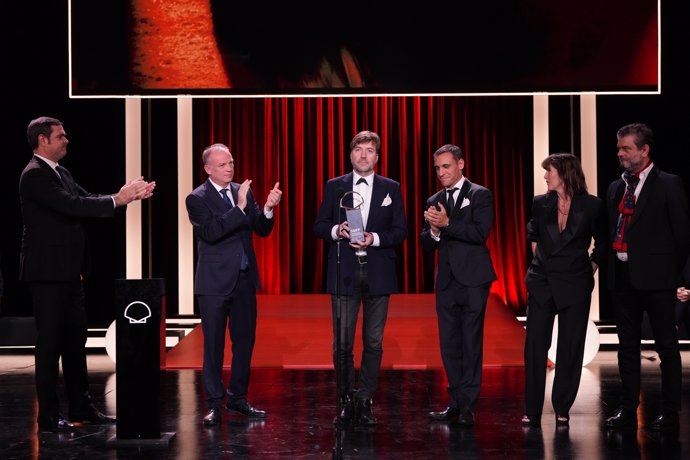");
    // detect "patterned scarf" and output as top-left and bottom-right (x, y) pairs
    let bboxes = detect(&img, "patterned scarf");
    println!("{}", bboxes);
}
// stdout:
(612, 170), (640, 252)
